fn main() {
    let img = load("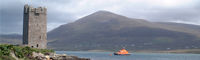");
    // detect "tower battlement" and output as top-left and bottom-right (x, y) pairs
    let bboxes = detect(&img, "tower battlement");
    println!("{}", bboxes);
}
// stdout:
(24, 4), (47, 14)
